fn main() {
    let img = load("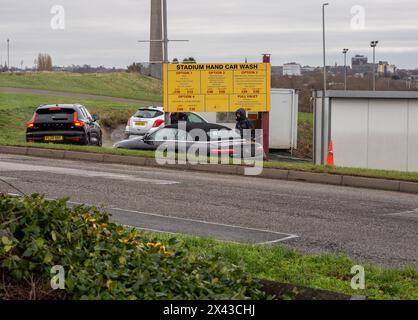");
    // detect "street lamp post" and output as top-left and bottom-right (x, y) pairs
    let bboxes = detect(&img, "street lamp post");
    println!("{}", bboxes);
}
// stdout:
(322, 3), (329, 92)
(343, 48), (349, 90)
(371, 40), (379, 91)
(321, 3), (329, 165)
